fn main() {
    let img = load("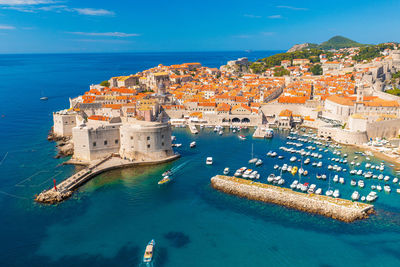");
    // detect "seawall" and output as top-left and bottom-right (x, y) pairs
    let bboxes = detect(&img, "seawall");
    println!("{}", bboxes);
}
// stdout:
(211, 175), (374, 222)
